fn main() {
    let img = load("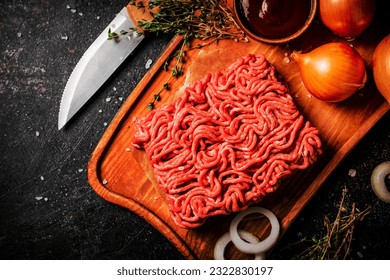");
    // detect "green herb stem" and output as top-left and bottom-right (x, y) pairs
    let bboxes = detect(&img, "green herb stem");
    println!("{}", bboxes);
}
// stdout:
(122, 0), (247, 110)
